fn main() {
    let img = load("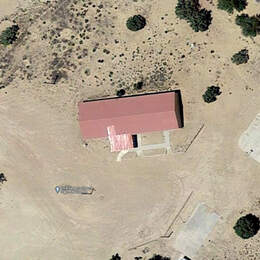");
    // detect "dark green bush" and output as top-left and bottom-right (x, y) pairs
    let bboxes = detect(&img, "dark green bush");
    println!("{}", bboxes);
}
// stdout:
(233, 0), (248, 12)
(189, 9), (212, 32)
(0, 173), (7, 183)
(148, 255), (171, 260)
(126, 15), (146, 31)
(0, 25), (19, 46)
(231, 49), (249, 64)
(110, 253), (121, 260)
(235, 14), (260, 37)
(134, 81), (144, 90)
(175, 0), (200, 20)
(175, 0), (212, 32)
(217, 0), (247, 14)
(202, 86), (221, 103)
(116, 89), (125, 97)
(233, 214), (260, 239)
